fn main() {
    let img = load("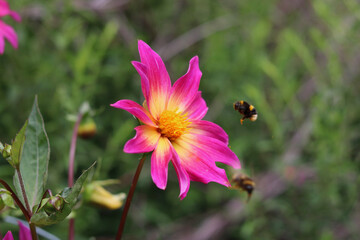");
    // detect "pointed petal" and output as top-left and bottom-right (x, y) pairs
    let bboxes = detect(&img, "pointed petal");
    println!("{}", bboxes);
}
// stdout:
(151, 137), (172, 190)
(3, 231), (14, 240)
(189, 120), (229, 145)
(110, 99), (156, 127)
(18, 221), (31, 240)
(168, 56), (202, 113)
(173, 141), (230, 187)
(0, 1), (21, 21)
(138, 40), (171, 119)
(131, 61), (150, 107)
(0, 22), (18, 48)
(124, 125), (161, 153)
(0, 33), (5, 54)
(0, 1), (10, 17)
(10, 11), (21, 22)
(177, 133), (240, 169)
(170, 144), (190, 200)
(184, 92), (208, 120)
